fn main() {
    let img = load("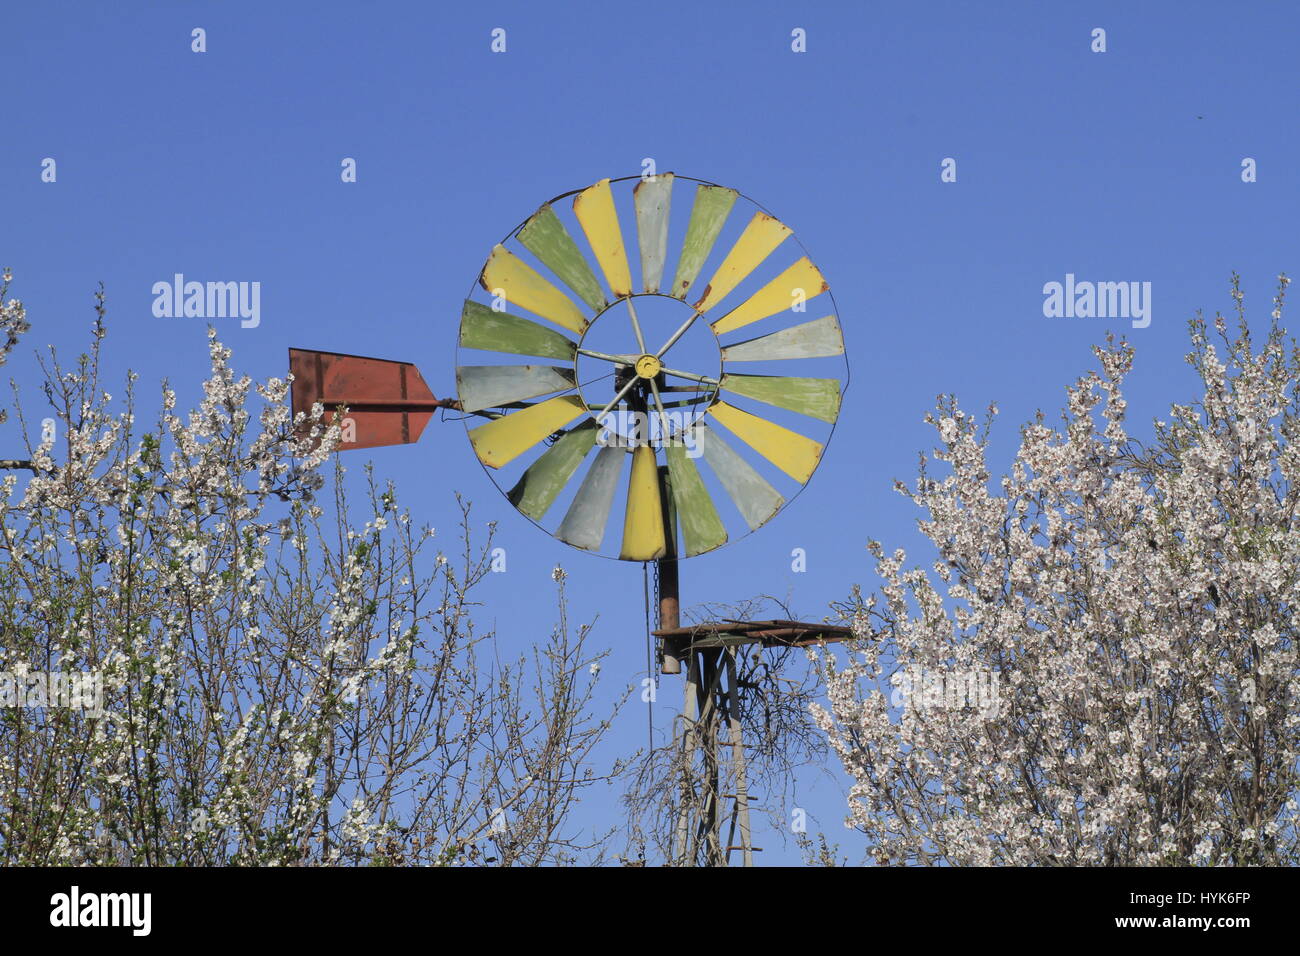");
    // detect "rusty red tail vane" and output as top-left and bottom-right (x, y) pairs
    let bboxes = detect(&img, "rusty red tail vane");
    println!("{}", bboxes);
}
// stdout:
(288, 348), (459, 452)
